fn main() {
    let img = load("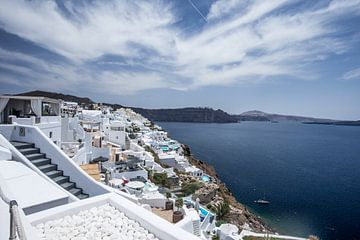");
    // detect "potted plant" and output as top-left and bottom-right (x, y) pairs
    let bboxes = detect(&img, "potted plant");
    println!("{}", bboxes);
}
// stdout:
(173, 197), (184, 223)
(165, 192), (173, 210)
